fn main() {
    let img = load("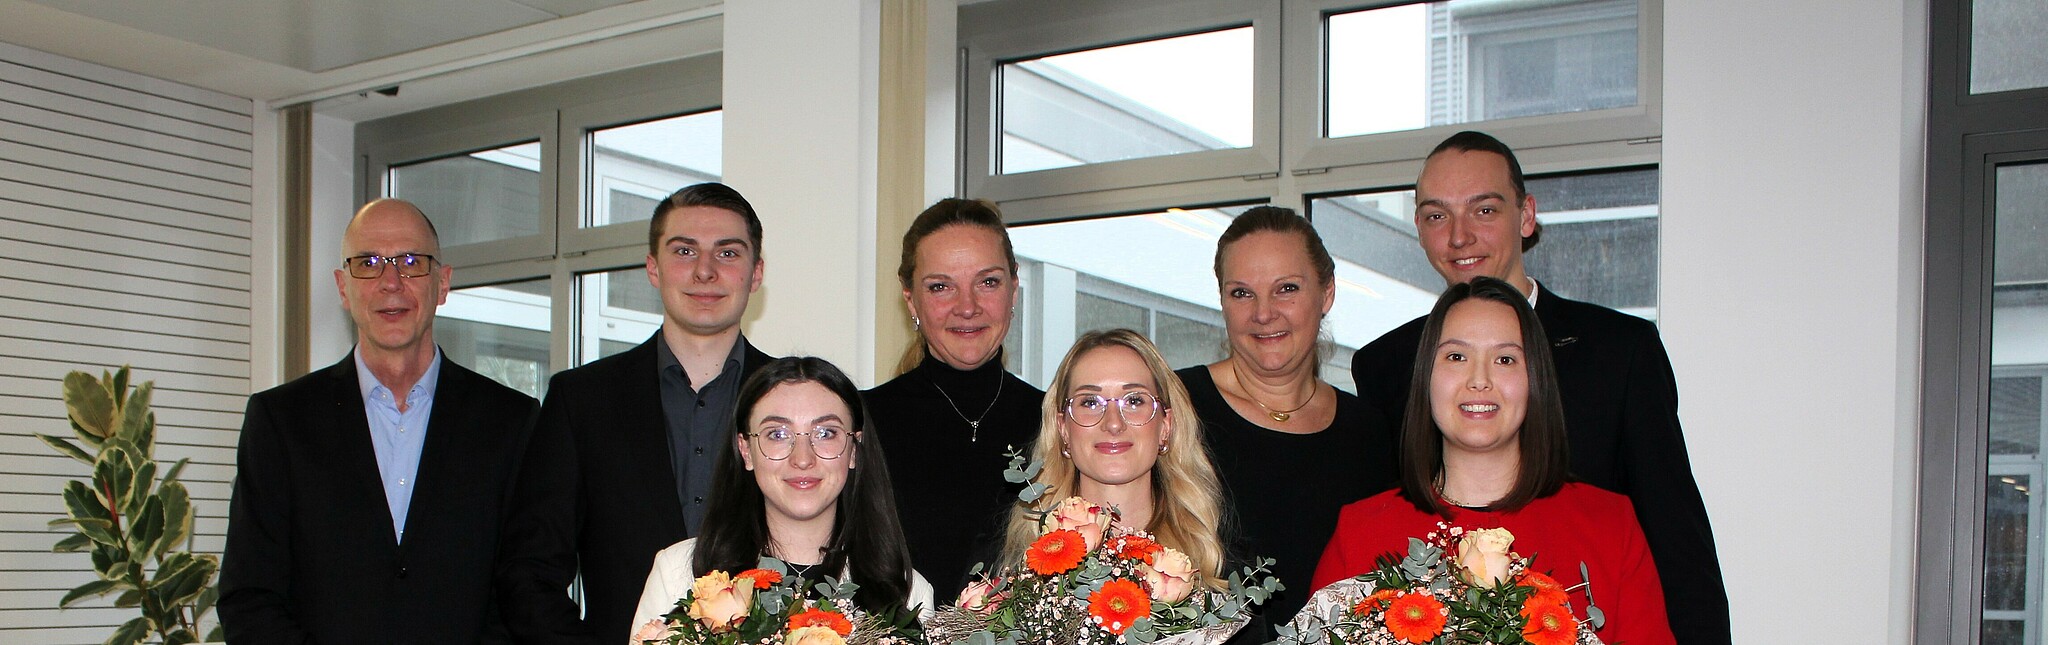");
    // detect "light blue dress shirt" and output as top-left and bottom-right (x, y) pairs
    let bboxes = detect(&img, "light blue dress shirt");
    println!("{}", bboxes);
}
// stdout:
(354, 349), (441, 544)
